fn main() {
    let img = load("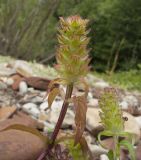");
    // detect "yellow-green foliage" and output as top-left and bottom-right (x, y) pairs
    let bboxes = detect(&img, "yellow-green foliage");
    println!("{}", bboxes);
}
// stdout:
(55, 15), (90, 84)
(99, 88), (124, 134)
